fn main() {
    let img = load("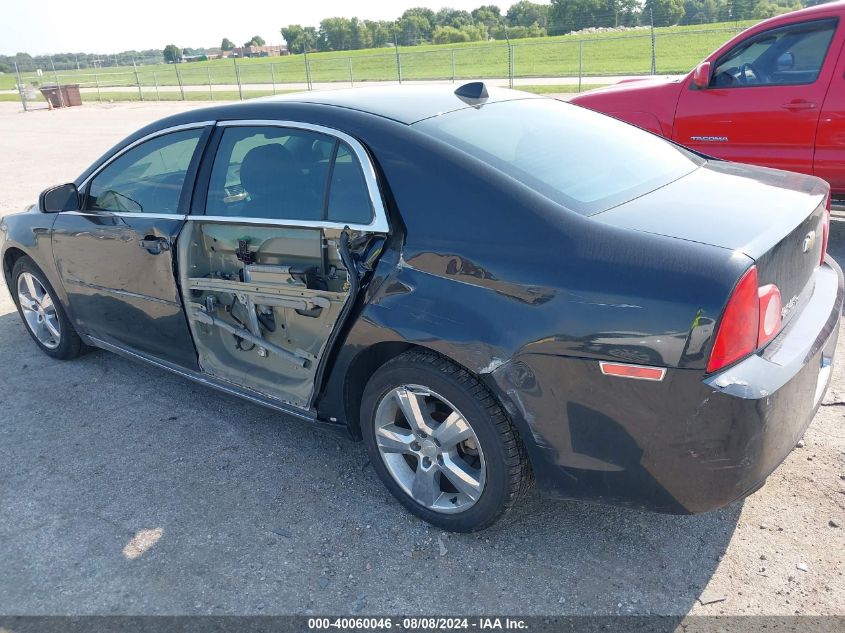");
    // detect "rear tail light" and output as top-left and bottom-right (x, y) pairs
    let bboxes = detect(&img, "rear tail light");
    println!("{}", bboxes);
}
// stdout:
(706, 266), (784, 373)
(757, 284), (782, 347)
(820, 196), (831, 265)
